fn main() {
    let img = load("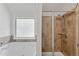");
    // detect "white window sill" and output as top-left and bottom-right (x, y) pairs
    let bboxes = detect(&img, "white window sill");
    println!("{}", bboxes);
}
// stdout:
(13, 37), (36, 40)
